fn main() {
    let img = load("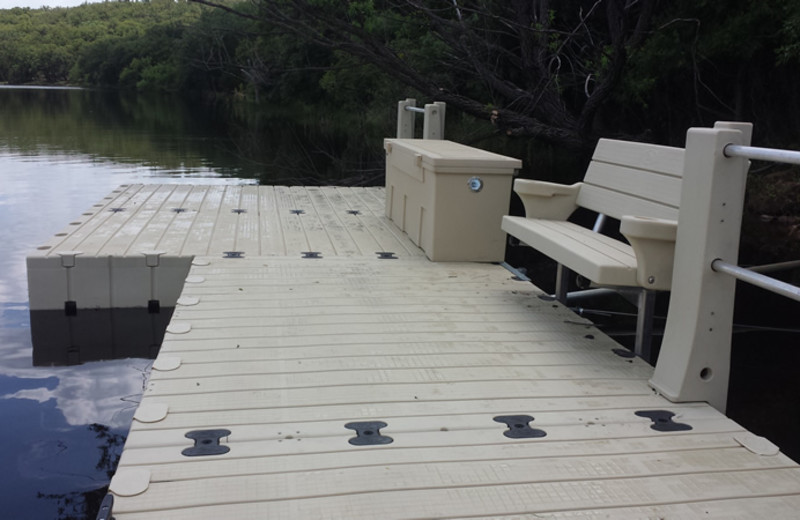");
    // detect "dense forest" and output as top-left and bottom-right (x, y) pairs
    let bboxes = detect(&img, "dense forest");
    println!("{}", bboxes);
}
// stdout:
(4, 0), (800, 147)
(0, 1), (228, 92)
(2, 0), (800, 260)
